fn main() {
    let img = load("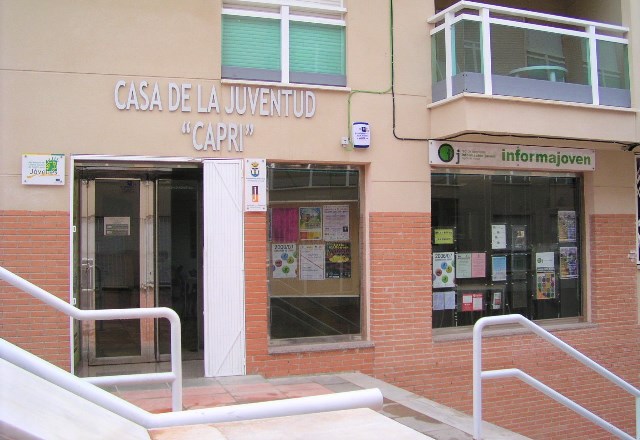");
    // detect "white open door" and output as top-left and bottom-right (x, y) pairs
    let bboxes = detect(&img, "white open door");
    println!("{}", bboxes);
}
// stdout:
(203, 159), (245, 376)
